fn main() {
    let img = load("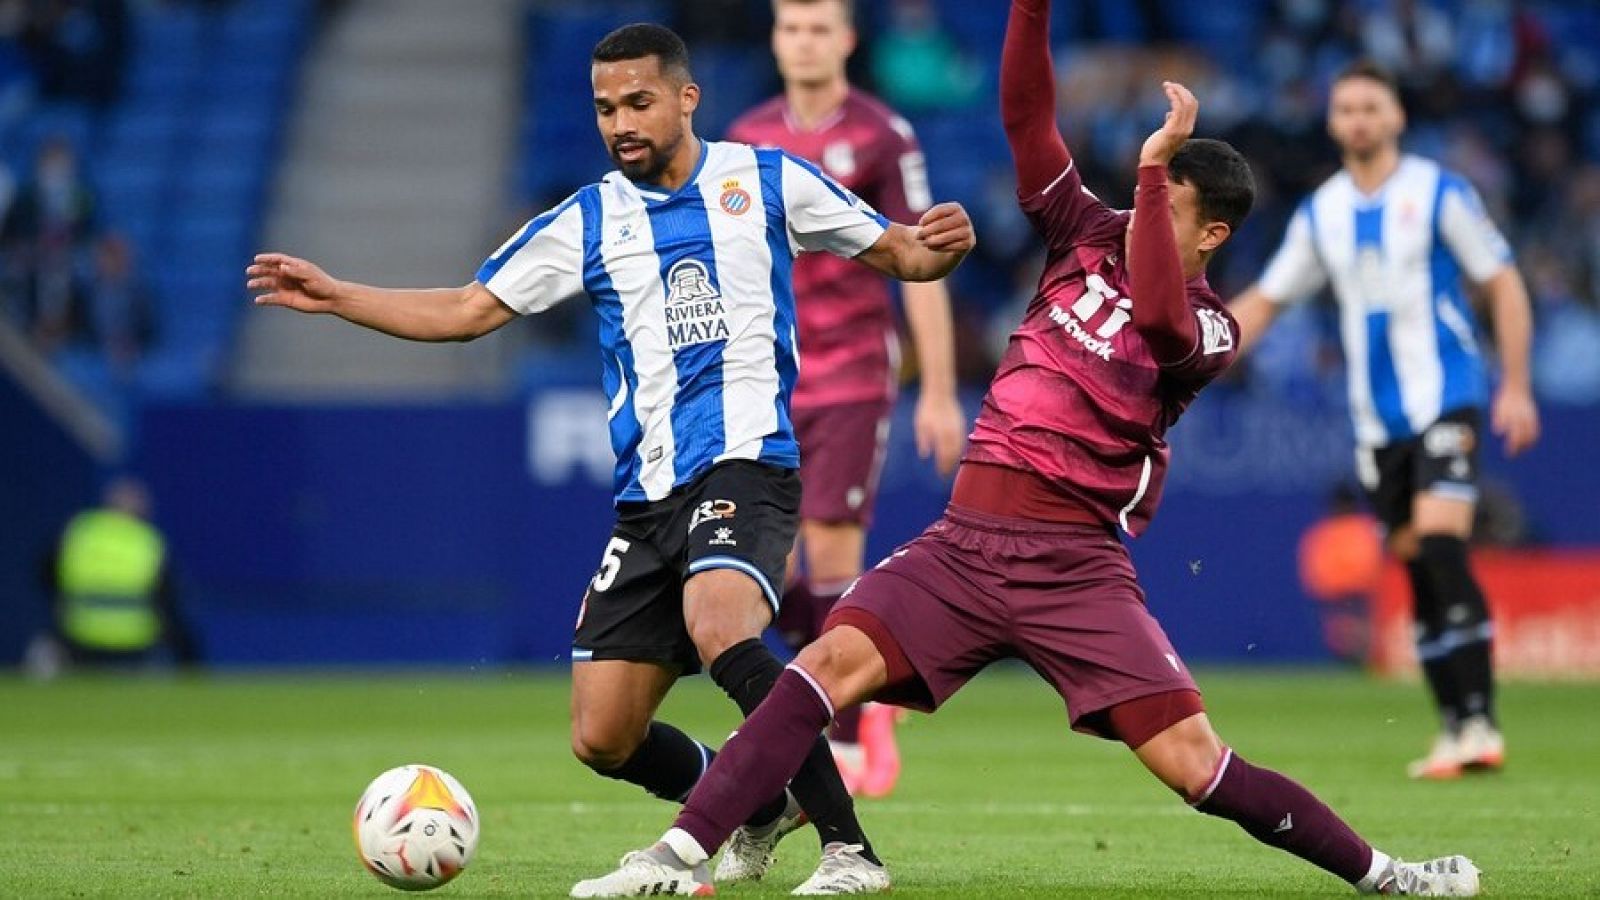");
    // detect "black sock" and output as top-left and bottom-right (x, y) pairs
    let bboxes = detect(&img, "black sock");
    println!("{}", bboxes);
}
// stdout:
(1406, 558), (1461, 732)
(1417, 536), (1497, 728)
(1417, 535), (1496, 726)
(597, 721), (788, 825)
(710, 638), (880, 864)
